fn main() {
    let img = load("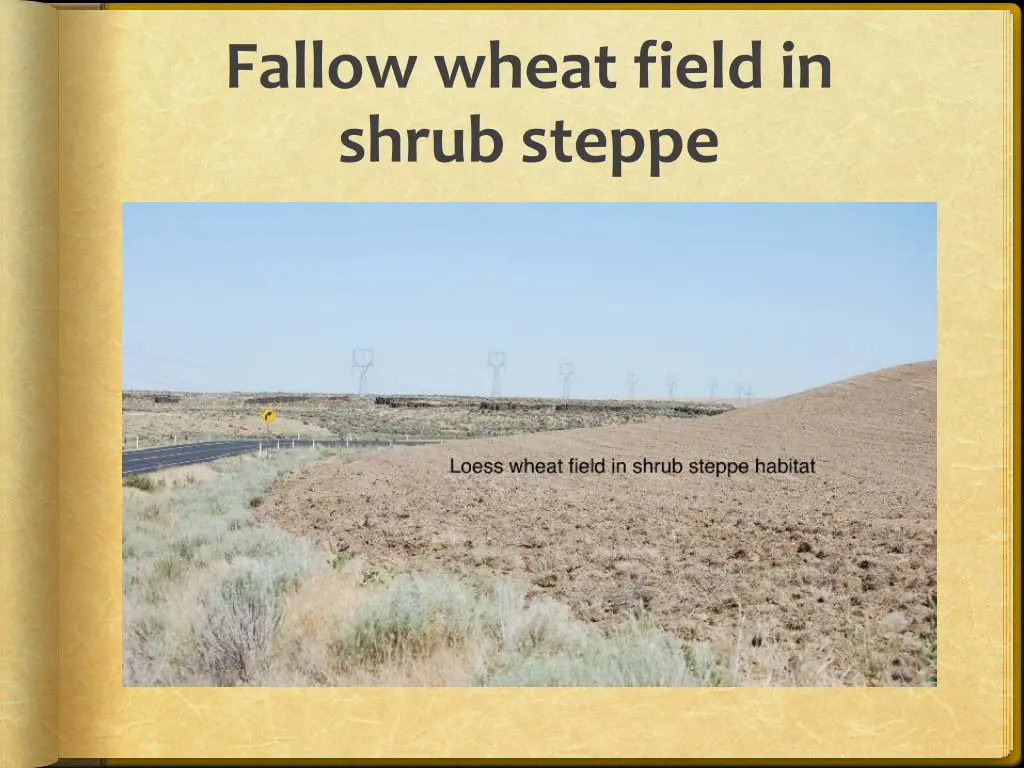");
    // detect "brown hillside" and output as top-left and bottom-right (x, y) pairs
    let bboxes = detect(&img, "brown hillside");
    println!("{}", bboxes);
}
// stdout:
(259, 361), (937, 685)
